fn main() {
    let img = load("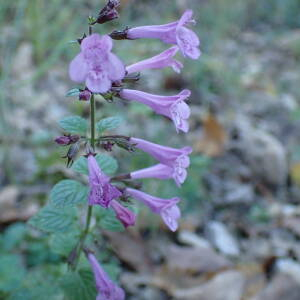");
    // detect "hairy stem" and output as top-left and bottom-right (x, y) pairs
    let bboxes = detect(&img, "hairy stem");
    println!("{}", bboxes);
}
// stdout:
(72, 95), (95, 270)
(90, 95), (96, 149)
